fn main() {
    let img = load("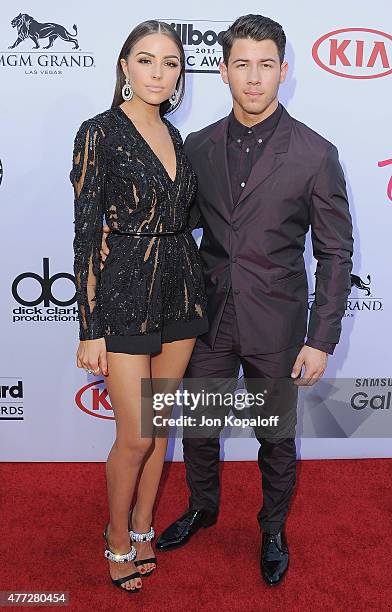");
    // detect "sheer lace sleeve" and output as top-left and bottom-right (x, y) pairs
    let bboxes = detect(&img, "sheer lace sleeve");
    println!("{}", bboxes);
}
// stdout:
(70, 119), (106, 340)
